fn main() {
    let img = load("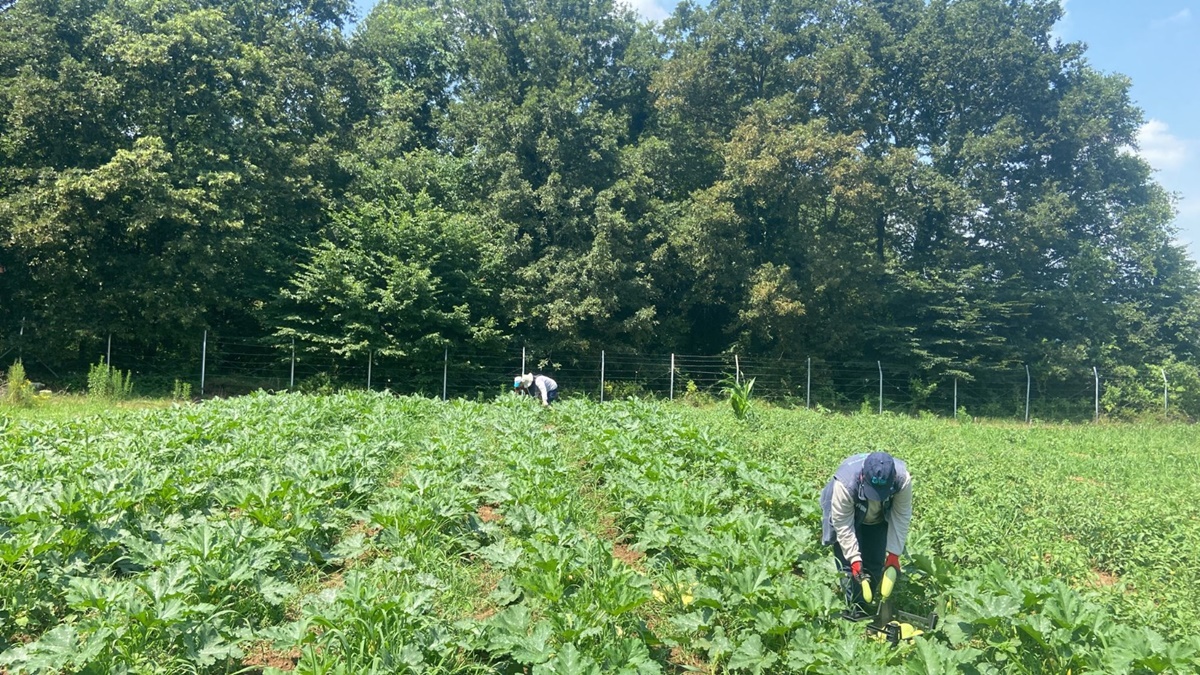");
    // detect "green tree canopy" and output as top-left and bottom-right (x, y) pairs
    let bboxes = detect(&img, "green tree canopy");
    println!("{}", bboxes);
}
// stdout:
(0, 0), (364, 355)
(2, 0), (1196, 393)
